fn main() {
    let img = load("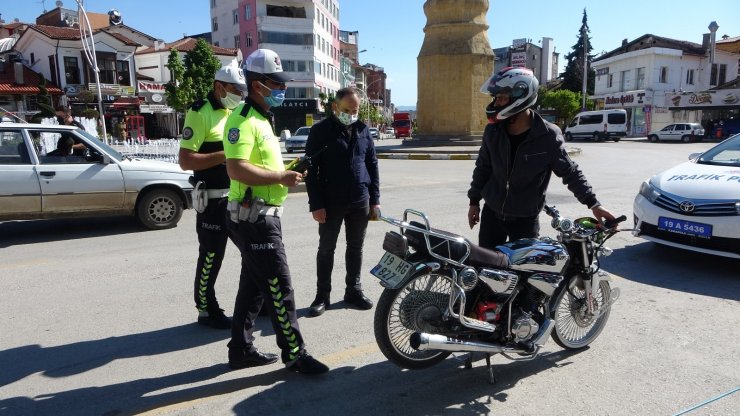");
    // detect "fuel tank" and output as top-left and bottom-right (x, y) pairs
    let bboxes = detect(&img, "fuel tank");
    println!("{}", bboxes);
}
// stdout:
(496, 237), (569, 274)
